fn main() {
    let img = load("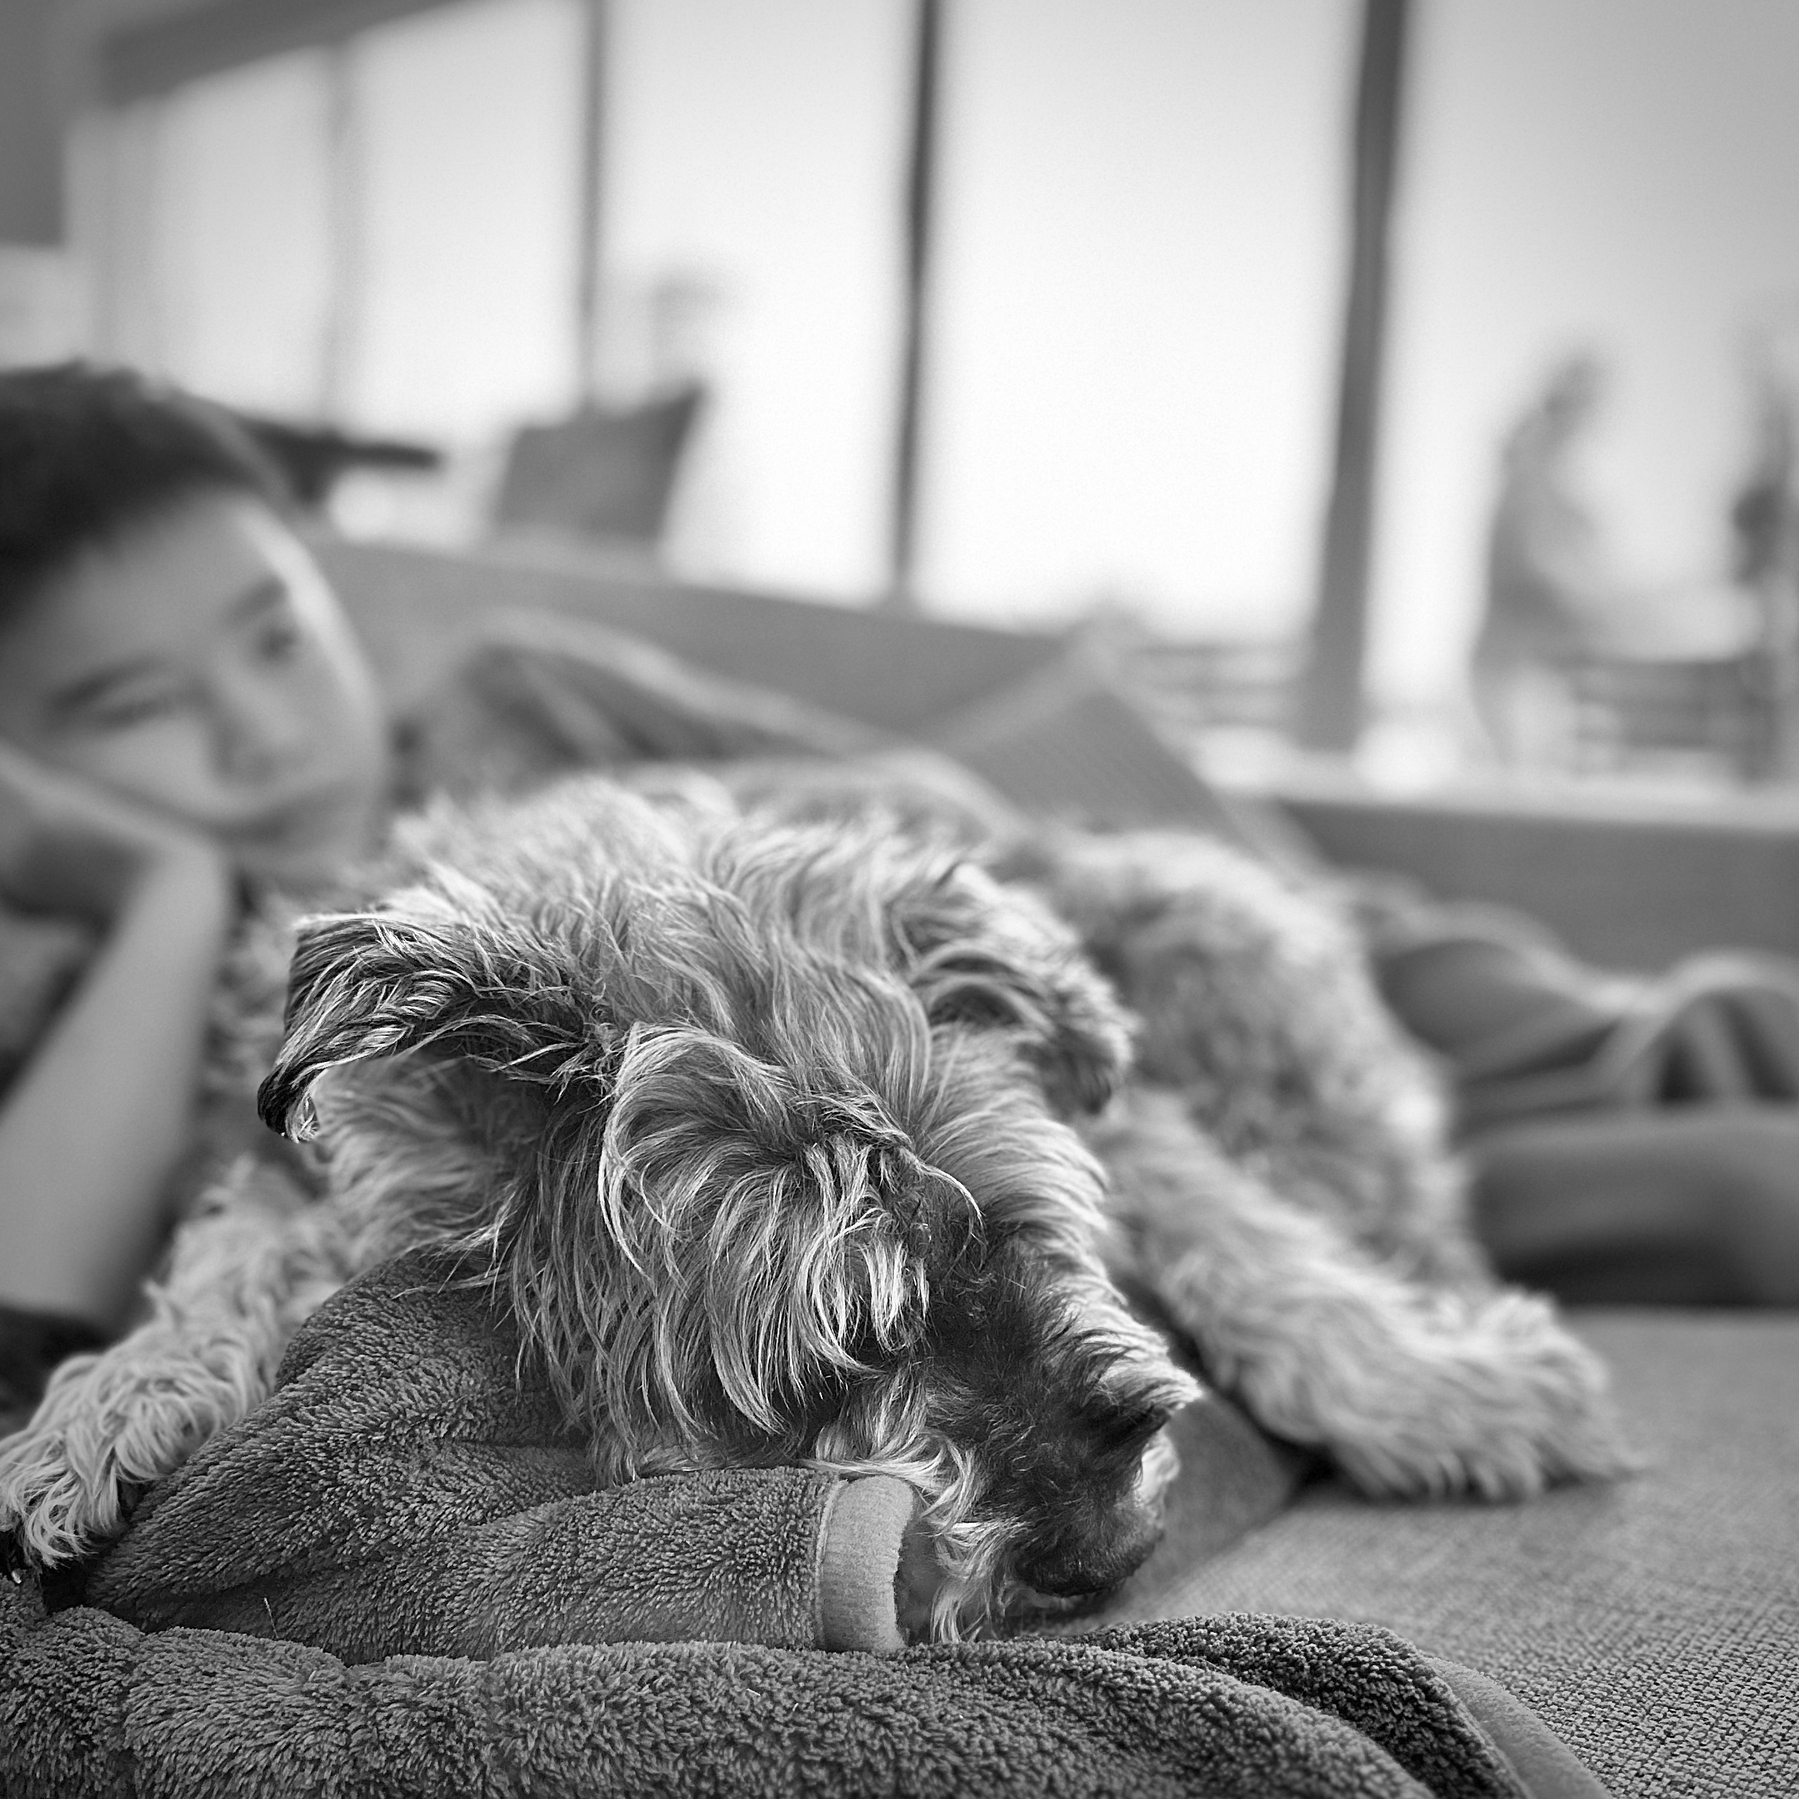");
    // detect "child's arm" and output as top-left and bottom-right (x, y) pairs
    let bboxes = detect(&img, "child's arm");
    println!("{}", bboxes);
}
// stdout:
(0, 745), (234, 1331)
